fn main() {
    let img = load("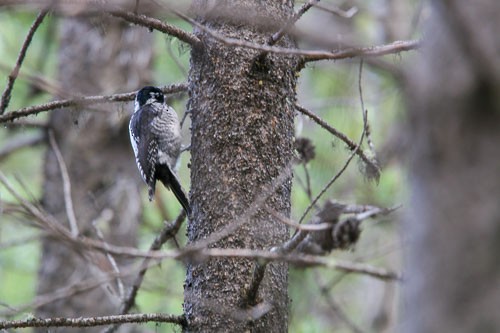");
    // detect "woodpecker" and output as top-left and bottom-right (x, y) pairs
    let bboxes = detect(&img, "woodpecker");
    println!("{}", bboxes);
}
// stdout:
(129, 86), (190, 215)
